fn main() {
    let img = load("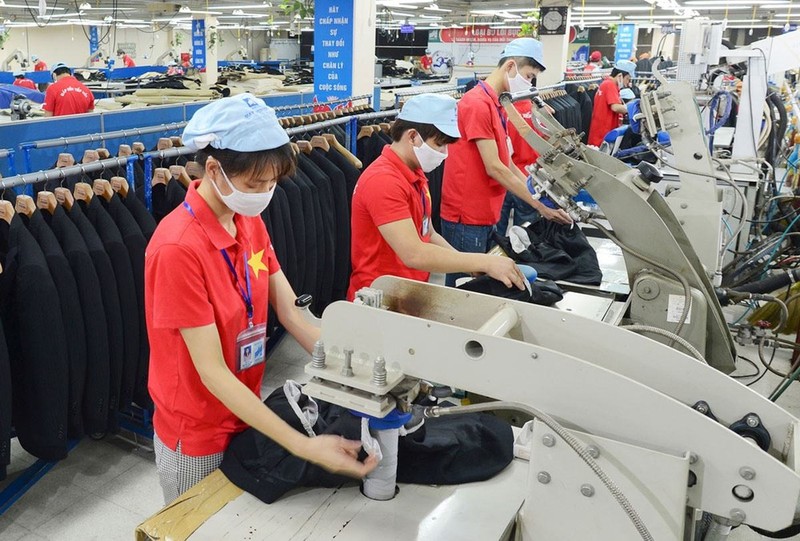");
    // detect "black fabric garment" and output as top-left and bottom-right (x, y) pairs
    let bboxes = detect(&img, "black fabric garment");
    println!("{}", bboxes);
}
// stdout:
(288, 172), (320, 302)
(297, 153), (336, 311)
(357, 132), (387, 169)
(277, 177), (306, 294)
(165, 179), (188, 210)
(0, 216), (69, 460)
(323, 147), (361, 208)
(0, 320), (11, 481)
(100, 194), (151, 409)
(220, 388), (514, 505)
(294, 157), (331, 314)
(260, 187), (291, 287)
(43, 205), (110, 435)
(426, 163), (445, 233)
(67, 203), (124, 429)
(80, 196), (140, 413)
(309, 149), (350, 302)
(272, 185), (298, 290)
(23, 211), (87, 439)
(493, 223), (602, 285)
(458, 275), (564, 306)
(150, 183), (171, 223)
(120, 189), (157, 241)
